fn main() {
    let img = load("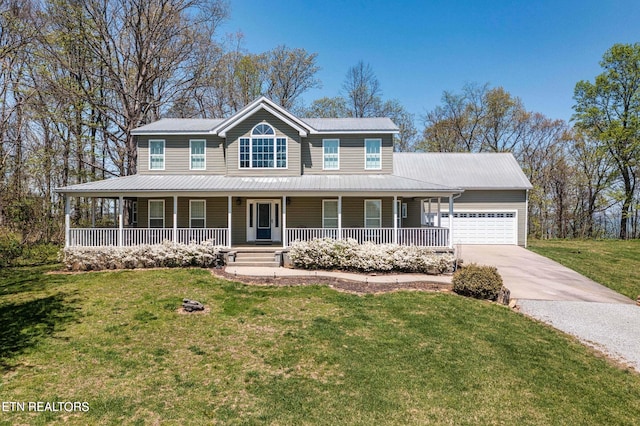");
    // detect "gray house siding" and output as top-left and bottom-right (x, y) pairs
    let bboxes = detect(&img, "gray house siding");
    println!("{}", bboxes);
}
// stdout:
(449, 190), (527, 246)
(302, 133), (393, 174)
(137, 135), (225, 175)
(286, 196), (394, 228)
(225, 110), (302, 176)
